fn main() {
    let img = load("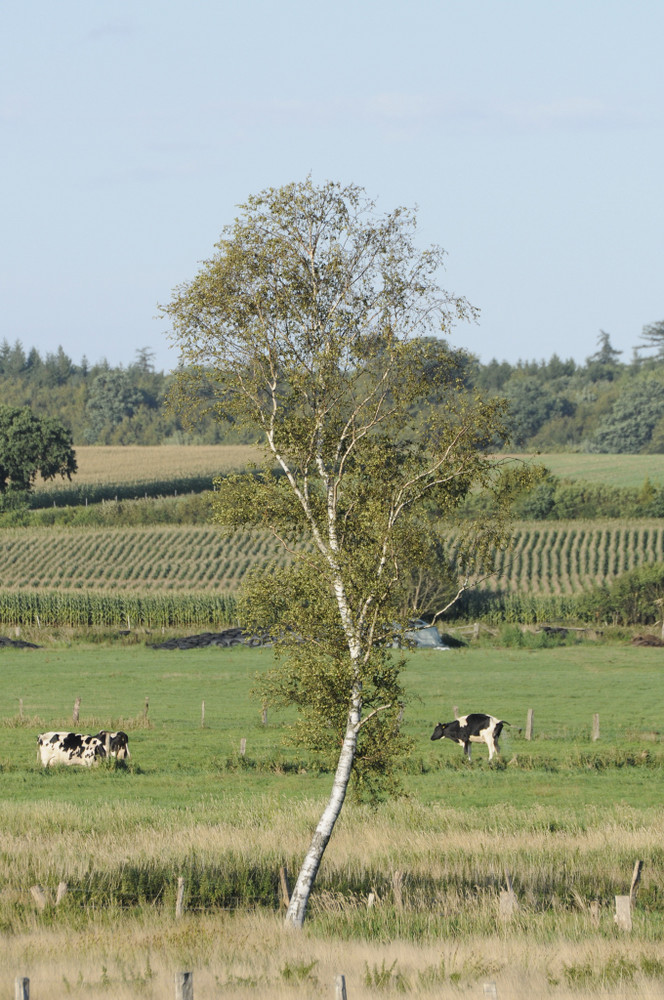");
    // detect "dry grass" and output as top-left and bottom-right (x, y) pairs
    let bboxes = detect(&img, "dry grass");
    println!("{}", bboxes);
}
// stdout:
(4, 908), (664, 1000)
(34, 444), (266, 490)
(3, 799), (664, 998)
